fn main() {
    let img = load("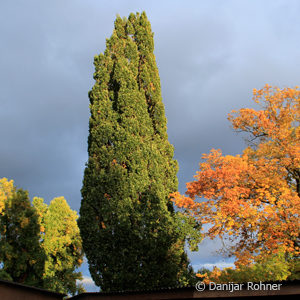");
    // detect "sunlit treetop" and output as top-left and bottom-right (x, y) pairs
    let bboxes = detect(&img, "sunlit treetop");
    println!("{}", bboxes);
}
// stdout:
(172, 85), (300, 267)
